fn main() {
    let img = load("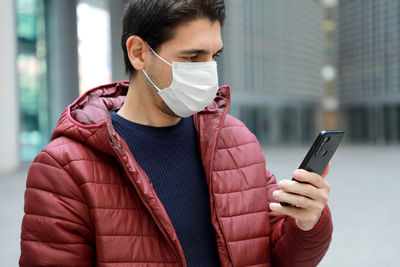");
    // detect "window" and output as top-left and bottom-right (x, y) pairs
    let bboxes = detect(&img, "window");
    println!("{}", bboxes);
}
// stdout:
(16, 0), (50, 161)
